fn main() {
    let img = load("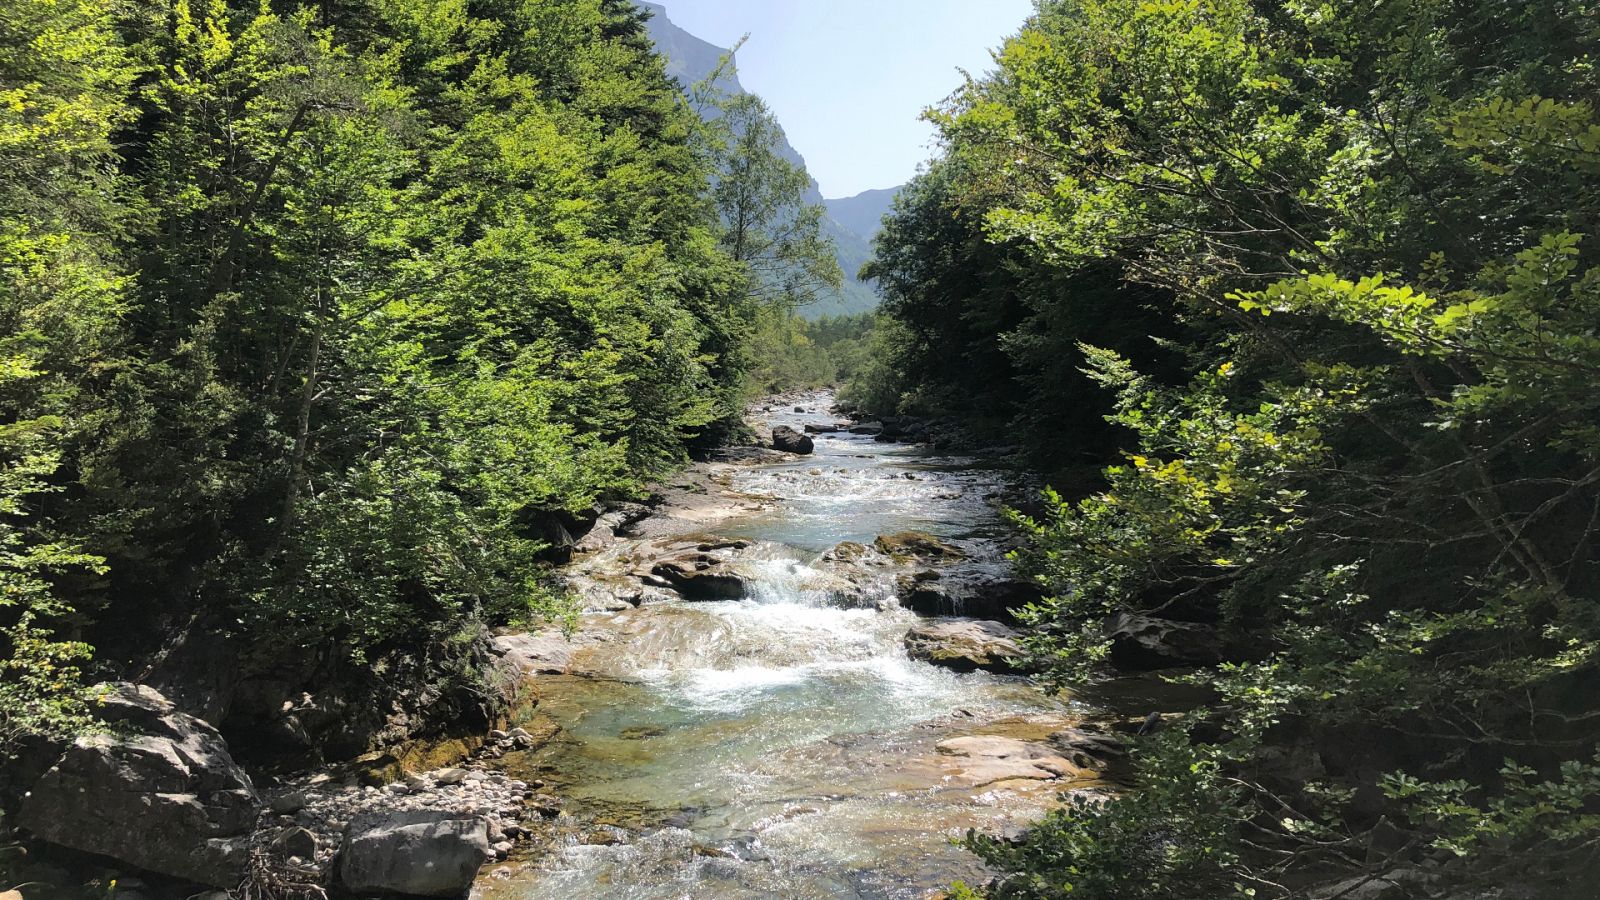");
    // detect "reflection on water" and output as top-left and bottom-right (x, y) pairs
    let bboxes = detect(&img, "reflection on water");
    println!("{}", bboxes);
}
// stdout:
(493, 396), (1070, 899)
